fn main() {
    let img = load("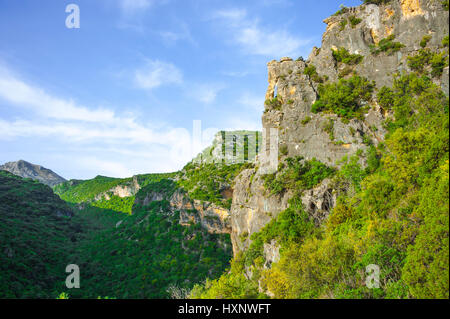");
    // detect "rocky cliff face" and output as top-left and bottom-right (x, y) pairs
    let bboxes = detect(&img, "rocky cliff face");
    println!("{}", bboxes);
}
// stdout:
(230, 0), (449, 256)
(137, 189), (231, 234)
(94, 176), (141, 200)
(0, 160), (66, 187)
